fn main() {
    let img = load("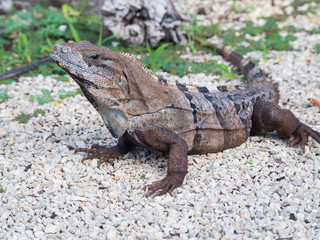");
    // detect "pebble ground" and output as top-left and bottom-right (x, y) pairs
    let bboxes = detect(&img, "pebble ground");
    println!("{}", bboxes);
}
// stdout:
(1, 0), (320, 239)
